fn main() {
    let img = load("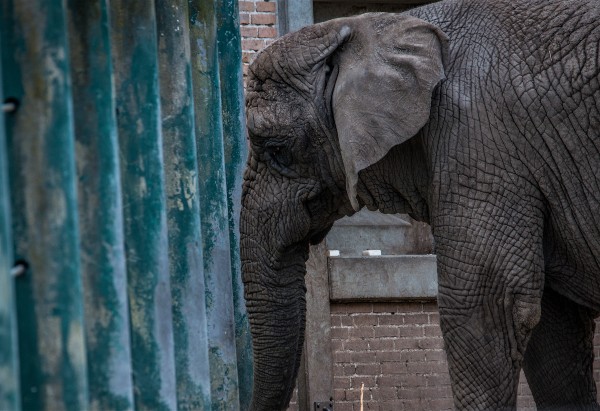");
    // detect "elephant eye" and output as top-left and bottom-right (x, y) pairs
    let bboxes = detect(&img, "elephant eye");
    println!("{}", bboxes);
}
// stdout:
(265, 144), (292, 169)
